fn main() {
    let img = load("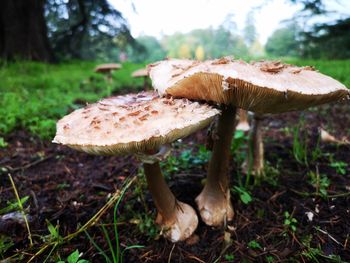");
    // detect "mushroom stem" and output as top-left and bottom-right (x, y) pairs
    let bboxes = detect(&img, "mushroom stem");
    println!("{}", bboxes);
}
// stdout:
(143, 161), (198, 242)
(143, 76), (148, 90)
(249, 114), (264, 179)
(196, 105), (236, 226)
(236, 109), (250, 131)
(144, 162), (176, 219)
